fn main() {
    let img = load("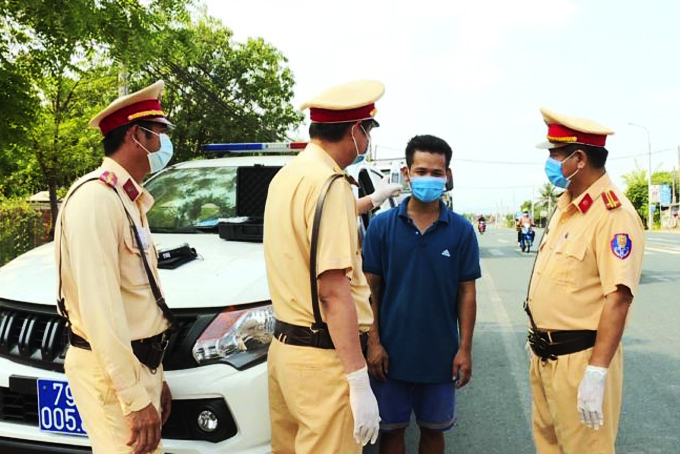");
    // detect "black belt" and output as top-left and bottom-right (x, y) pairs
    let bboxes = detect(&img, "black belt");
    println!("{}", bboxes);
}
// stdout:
(68, 329), (170, 371)
(528, 329), (596, 361)
(274, 320), (368, 351)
